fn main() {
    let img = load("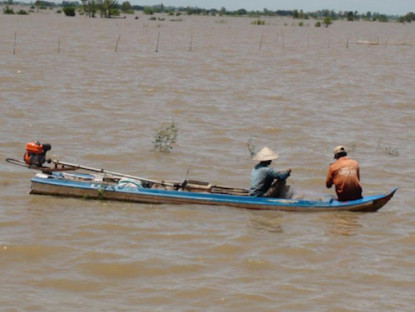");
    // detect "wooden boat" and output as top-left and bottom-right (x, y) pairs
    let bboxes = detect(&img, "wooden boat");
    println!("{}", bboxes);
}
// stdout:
(29, 175), (397, 213)
(6, 158), (397, 212)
